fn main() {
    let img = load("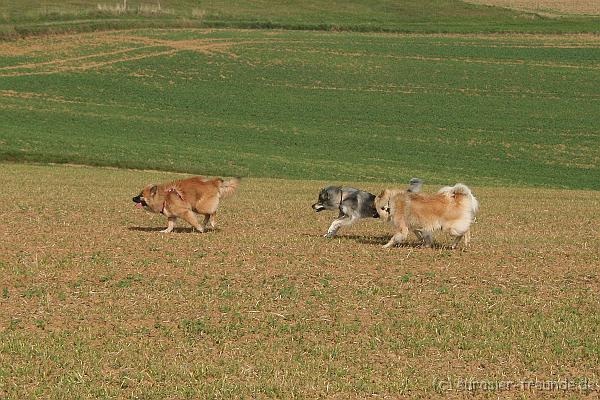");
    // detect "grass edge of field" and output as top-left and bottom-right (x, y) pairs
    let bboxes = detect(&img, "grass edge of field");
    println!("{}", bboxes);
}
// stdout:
(3, 161), (598, 195)
(1, 3), (600, 39)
